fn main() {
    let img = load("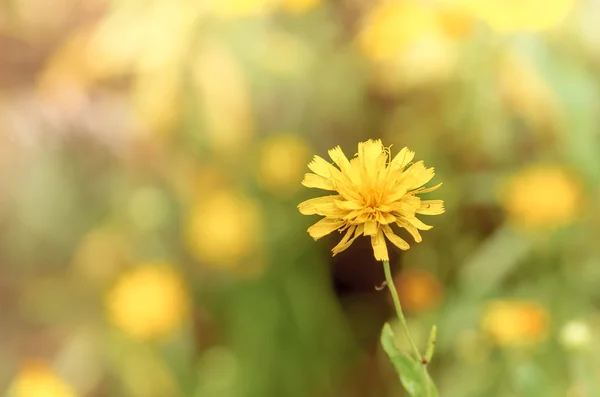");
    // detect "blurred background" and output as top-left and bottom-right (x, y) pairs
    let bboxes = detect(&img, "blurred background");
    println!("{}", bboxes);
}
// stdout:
(1, 0), (600, 396)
